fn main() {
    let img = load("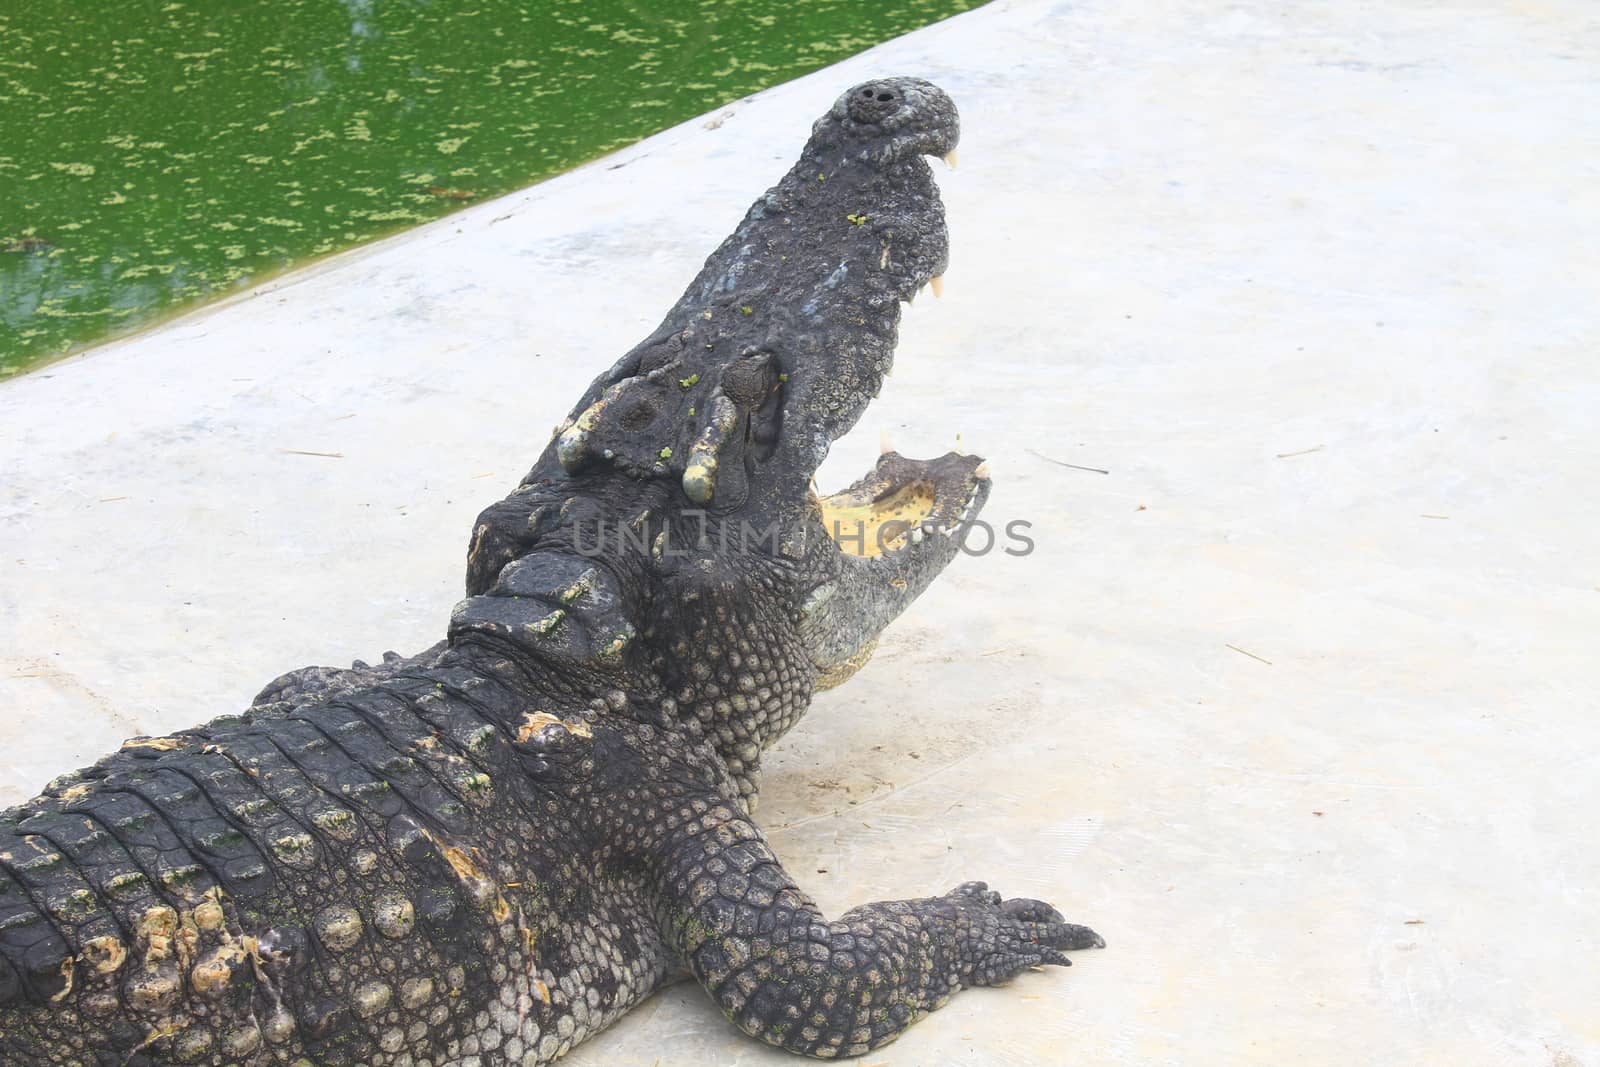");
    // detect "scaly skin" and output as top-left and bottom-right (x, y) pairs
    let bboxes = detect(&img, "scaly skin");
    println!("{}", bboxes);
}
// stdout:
(0, 78), (1102, 1066)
